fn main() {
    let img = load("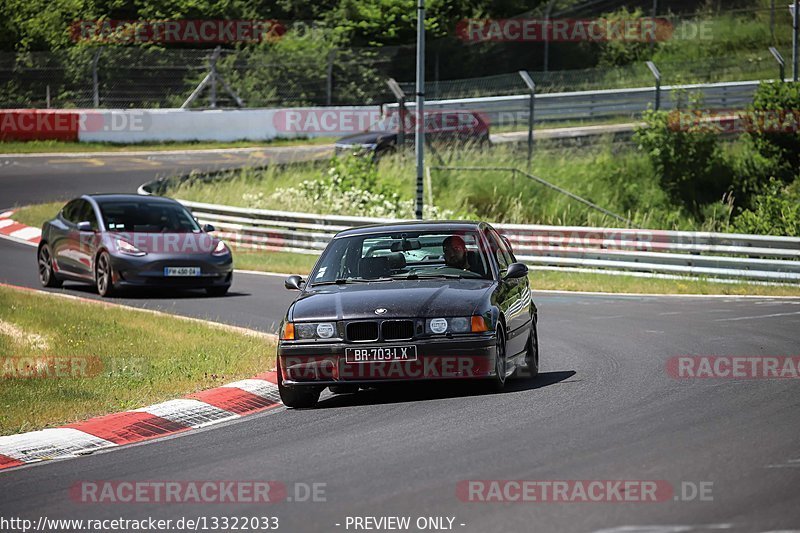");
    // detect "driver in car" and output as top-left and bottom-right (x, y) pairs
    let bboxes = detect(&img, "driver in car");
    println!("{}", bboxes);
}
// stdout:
(442, 235), (471, 271)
